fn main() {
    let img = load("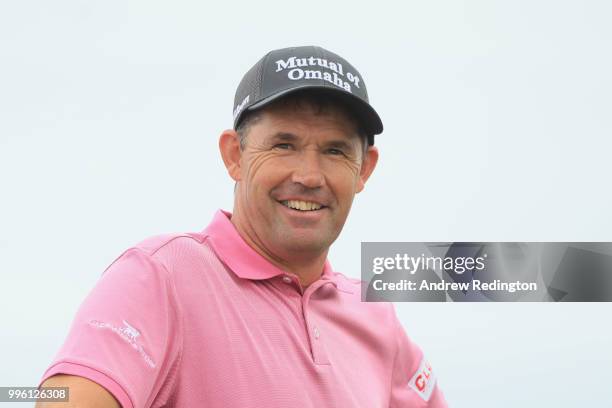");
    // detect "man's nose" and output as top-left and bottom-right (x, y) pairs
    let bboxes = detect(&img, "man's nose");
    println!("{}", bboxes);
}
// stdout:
(291, 150), (325, 188)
